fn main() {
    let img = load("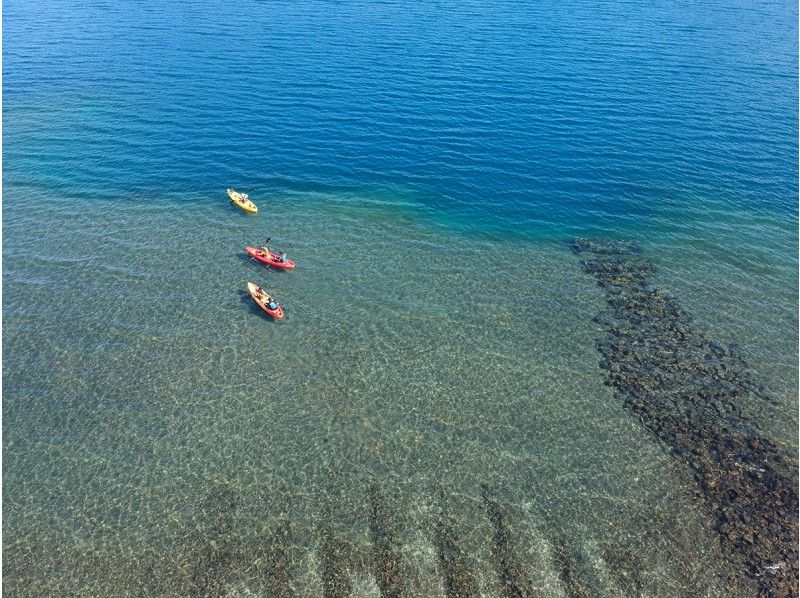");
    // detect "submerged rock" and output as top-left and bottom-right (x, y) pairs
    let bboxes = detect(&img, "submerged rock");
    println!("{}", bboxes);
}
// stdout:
(572, 238), (799, 597)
